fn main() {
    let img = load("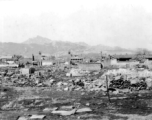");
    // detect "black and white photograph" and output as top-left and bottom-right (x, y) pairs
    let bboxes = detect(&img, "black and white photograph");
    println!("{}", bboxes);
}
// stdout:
(1, 0), (152, 119)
